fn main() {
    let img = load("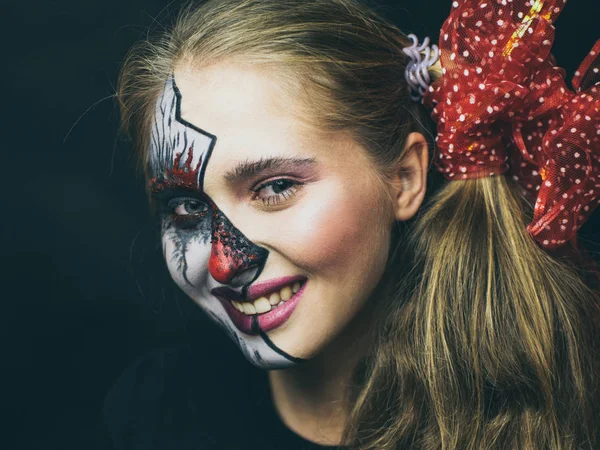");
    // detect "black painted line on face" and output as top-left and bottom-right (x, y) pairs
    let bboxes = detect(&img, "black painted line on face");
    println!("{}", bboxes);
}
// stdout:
(177, 235), (193, 286)
(169, 75), (271, 300)
(253, 350), (264, 365)
(171, 76), (217, 192)
(253, 316), (308, 364)
(239, 256), (267, 301)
